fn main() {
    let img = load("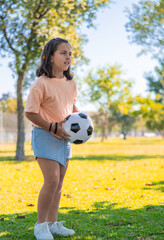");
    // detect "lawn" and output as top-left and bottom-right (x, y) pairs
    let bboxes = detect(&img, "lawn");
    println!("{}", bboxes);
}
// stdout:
(0, 137), (164, 240)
